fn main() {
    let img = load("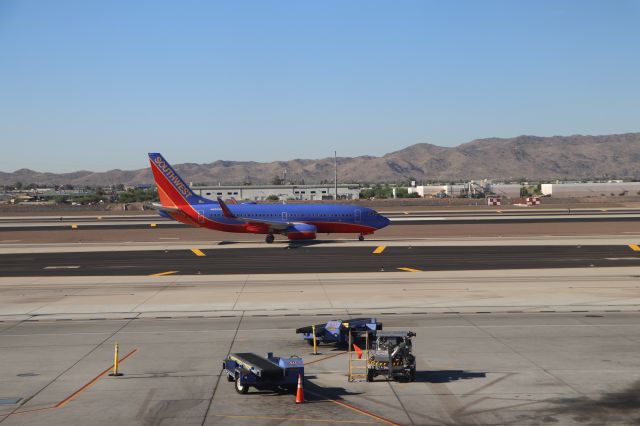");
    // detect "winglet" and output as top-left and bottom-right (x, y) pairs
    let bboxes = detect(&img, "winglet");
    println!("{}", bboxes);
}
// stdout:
(217, 197), (236, 218)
